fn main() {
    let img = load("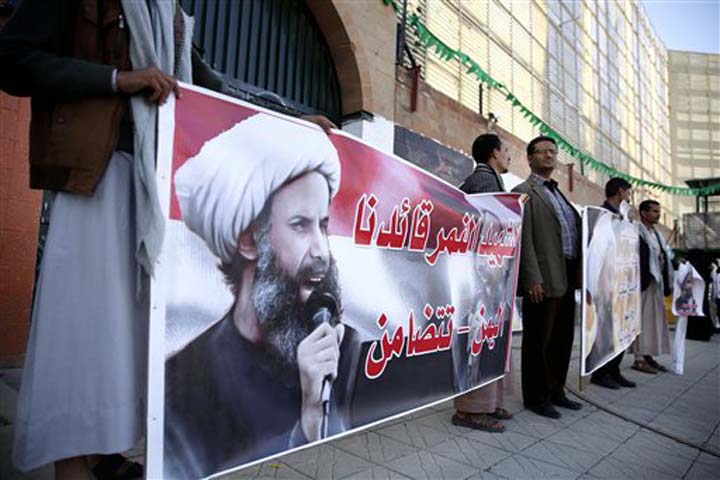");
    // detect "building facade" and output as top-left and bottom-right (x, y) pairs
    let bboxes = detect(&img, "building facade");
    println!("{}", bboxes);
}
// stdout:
(0, 0), (686, 360)
(668, 49), (720, 217)
(403, 0), (674, 222)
